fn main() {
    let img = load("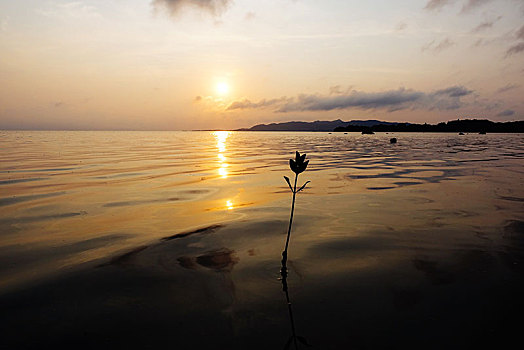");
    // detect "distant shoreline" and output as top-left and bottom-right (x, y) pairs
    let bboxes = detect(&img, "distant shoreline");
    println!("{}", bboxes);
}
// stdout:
(235, 118), (524, 133)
